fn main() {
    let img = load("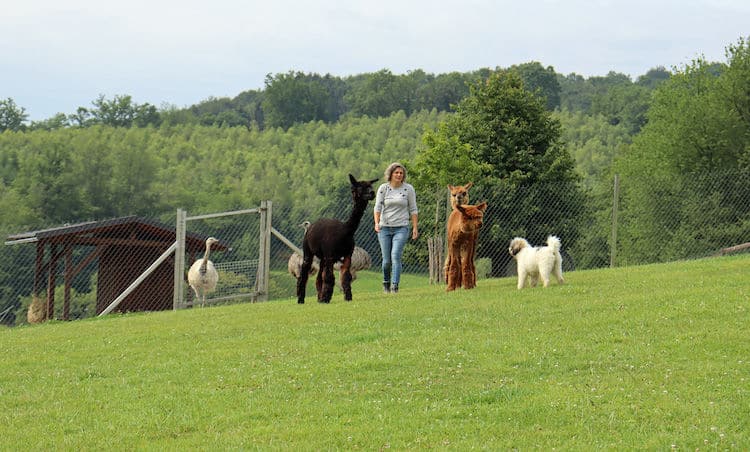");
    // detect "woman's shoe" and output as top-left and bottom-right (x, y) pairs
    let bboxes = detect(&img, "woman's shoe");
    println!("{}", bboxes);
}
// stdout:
(383, 282), (391, 293)
(391, 283), (399, 294)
